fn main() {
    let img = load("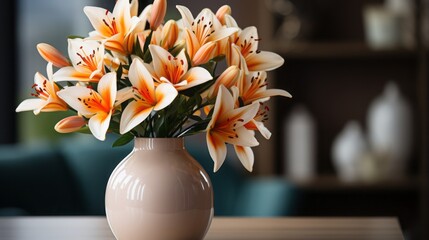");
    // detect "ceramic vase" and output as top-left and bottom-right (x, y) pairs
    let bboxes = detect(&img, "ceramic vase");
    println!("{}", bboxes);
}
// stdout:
(105, 138), (213, 240)
(332, 121), (368, 182)
(367, 82), (412, 178)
